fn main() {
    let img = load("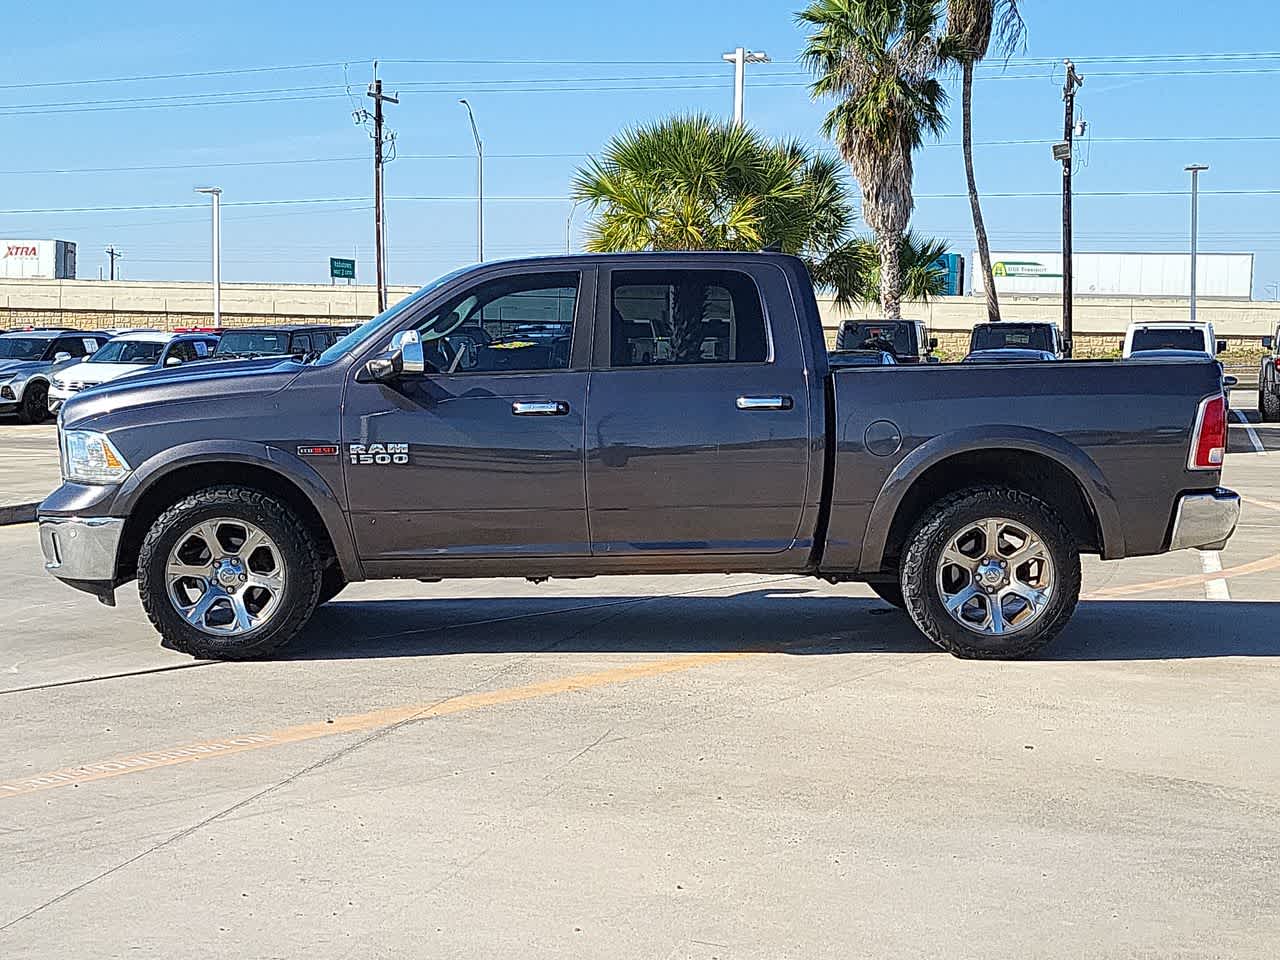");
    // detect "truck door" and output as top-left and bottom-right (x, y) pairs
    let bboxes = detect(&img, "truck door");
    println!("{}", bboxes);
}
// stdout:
(585, 262), (812, 560)
(342, 266), (594, 566)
